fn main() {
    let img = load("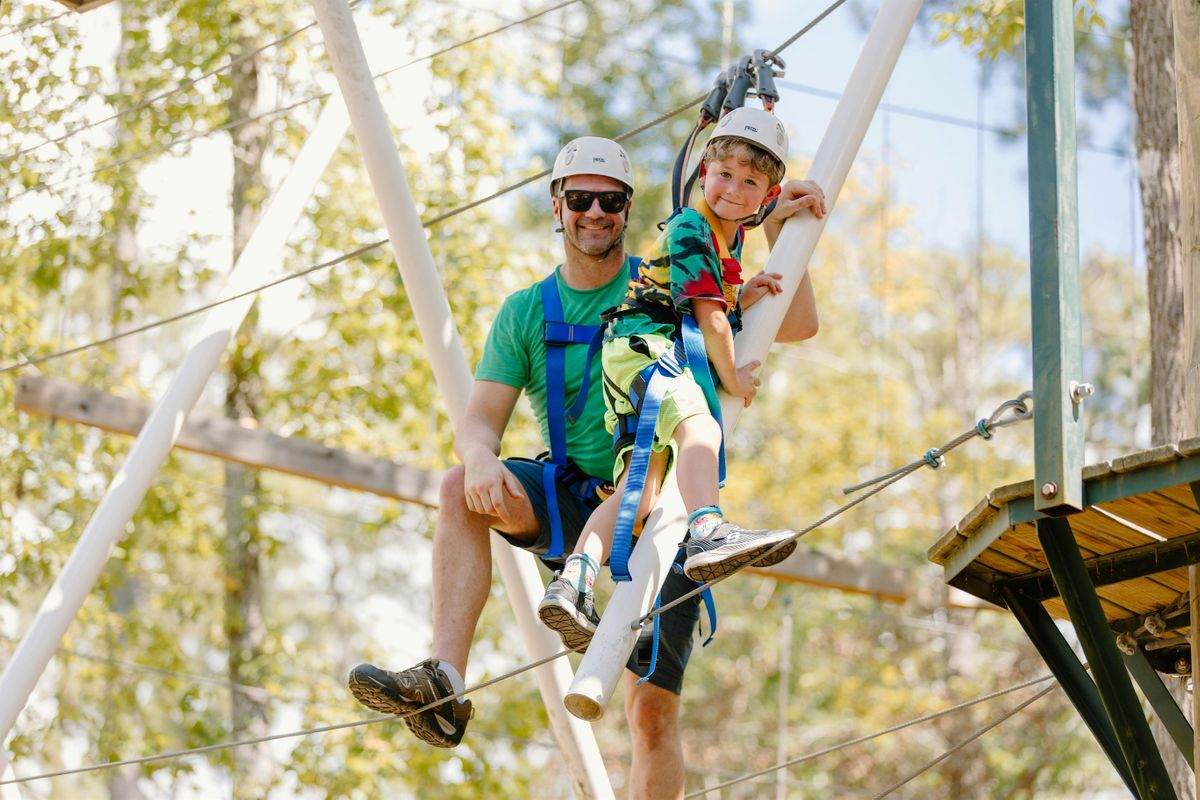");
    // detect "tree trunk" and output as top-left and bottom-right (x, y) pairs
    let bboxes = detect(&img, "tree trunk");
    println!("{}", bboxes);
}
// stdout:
(1132, 0), (1186, 446)
(105, 8), (148, 799)
(1131, 3), (1193, 798)
(223, 9), (273, 797)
